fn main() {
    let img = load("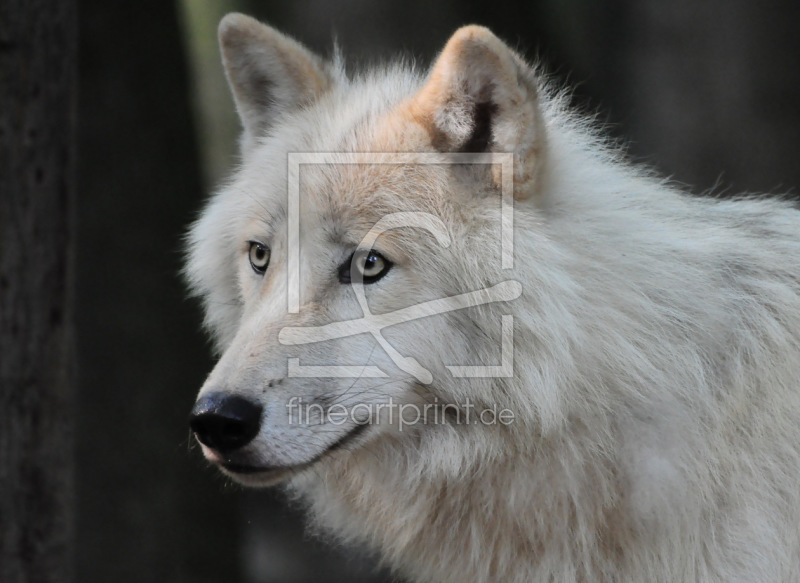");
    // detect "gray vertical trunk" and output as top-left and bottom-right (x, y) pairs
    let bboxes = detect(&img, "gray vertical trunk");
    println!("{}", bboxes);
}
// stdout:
(76, 1), (242, 581)
(0, 1), (77, 582)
